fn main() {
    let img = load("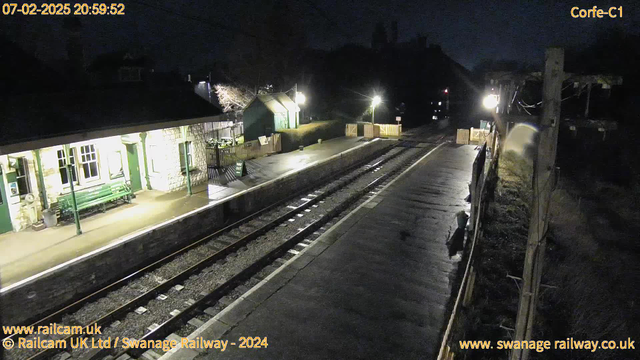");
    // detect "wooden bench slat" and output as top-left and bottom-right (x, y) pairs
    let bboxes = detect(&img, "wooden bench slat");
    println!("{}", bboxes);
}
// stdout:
(57, 178), (132, 218)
